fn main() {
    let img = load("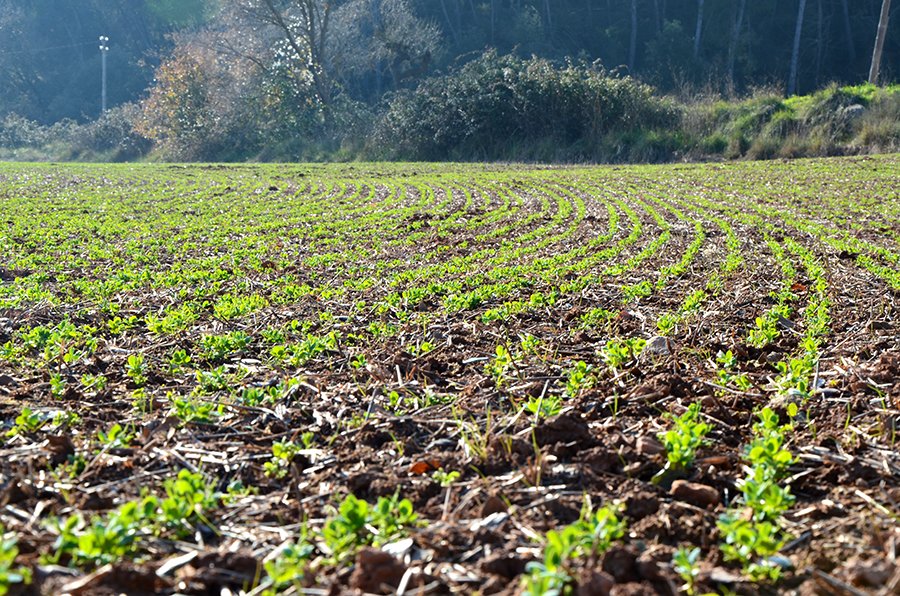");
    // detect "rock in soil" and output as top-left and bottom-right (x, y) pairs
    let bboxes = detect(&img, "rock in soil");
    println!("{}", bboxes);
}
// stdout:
(637, 435), (665, 456)
(642, 336), (672, 357)
(481, 495), (508, 516)
(670, 480), (720, 508)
